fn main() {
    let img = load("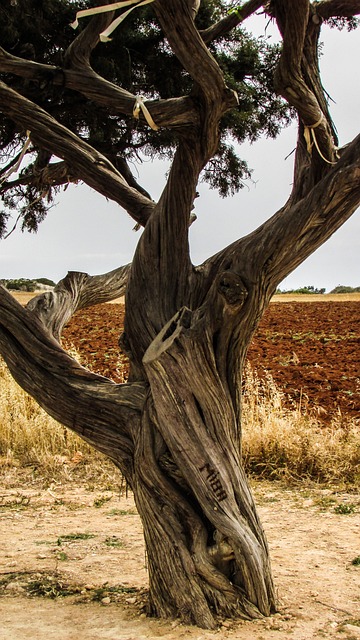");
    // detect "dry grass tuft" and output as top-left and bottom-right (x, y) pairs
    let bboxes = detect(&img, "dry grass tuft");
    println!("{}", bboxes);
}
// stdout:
(1, 357), (359, 488)
(242, 365), (360, 486)
(0, 357), (119, 488)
